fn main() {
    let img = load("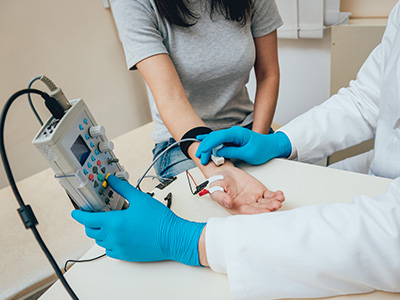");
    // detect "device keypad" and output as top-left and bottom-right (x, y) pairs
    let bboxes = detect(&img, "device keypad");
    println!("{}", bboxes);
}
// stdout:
(77, 113), (123, 210)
